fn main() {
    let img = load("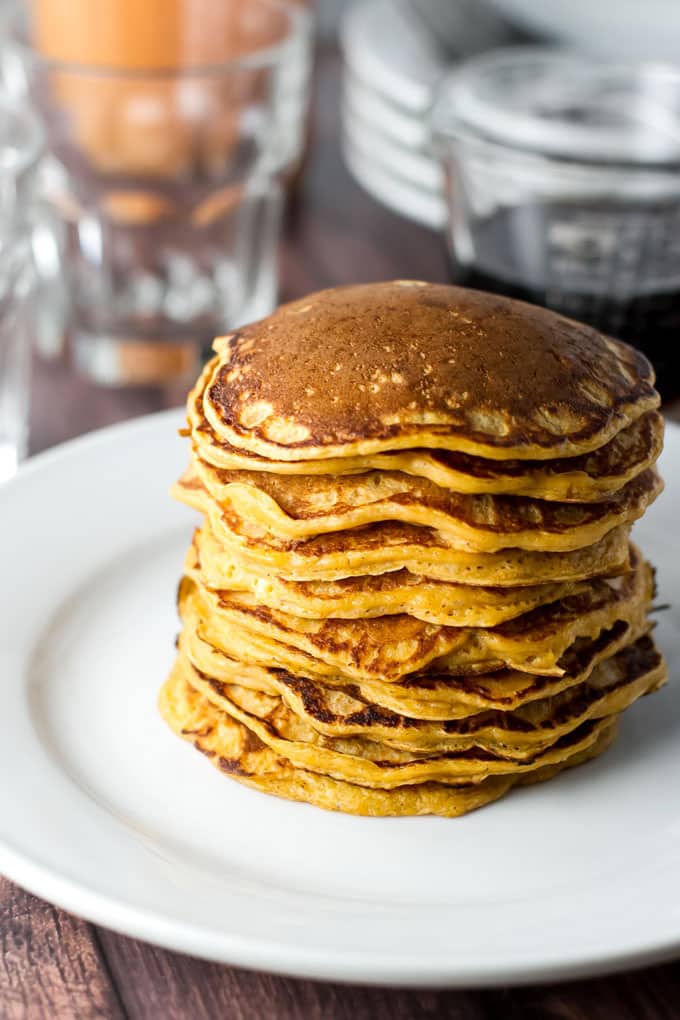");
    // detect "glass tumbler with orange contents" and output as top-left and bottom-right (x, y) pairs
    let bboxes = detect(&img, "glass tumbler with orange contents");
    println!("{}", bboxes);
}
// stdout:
(1, 0), (312, 385)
